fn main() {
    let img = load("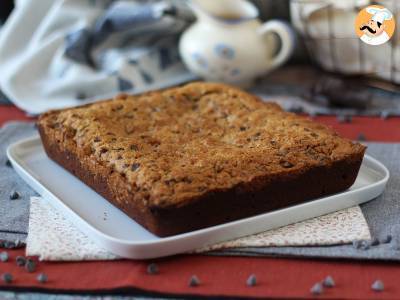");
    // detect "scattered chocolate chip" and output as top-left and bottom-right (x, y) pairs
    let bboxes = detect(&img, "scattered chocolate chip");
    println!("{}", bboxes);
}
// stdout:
(131, 163), (140, 171)
(337, 114), (352, 123)
(357, 133), (367, 141)
(246, 274), (257, 287)
(5, 159), (12, 168)
(76, 92), (86, 100)
(380, 235), (392, 244)
(100, 148), (108, 154)
(371, 237), (380, 246)
(371, 280), (384, 292)
(1, 273), (12, 283)
(360, 240), (370, 250)
(16, 256), (26, 266)
(380, 111), (390, 120)
(280, 161), (294, 168)
(25, 258), (36, 273)
(147, 263), (158, 275)
(9, 191), (20, 200)
(352, 240), (362, 249)
(323, 276), (335, 288)
(37, 273), (48, 283)
(130, 144), (138, 151)
(0, 251), (9, 262)
(240, 126), (246, 131)
(94, 137), (101, 142)
(310, 282), (324, 295)
(189, 275), (200, 287)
